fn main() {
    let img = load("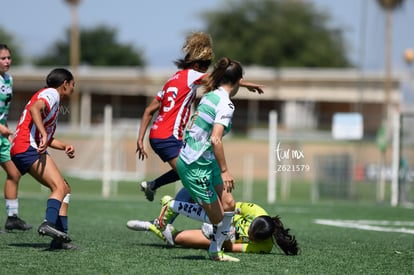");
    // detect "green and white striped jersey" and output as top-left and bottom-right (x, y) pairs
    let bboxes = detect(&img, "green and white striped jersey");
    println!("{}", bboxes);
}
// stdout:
(179, 87), (234, 165)
(0, 73), (13, 125)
